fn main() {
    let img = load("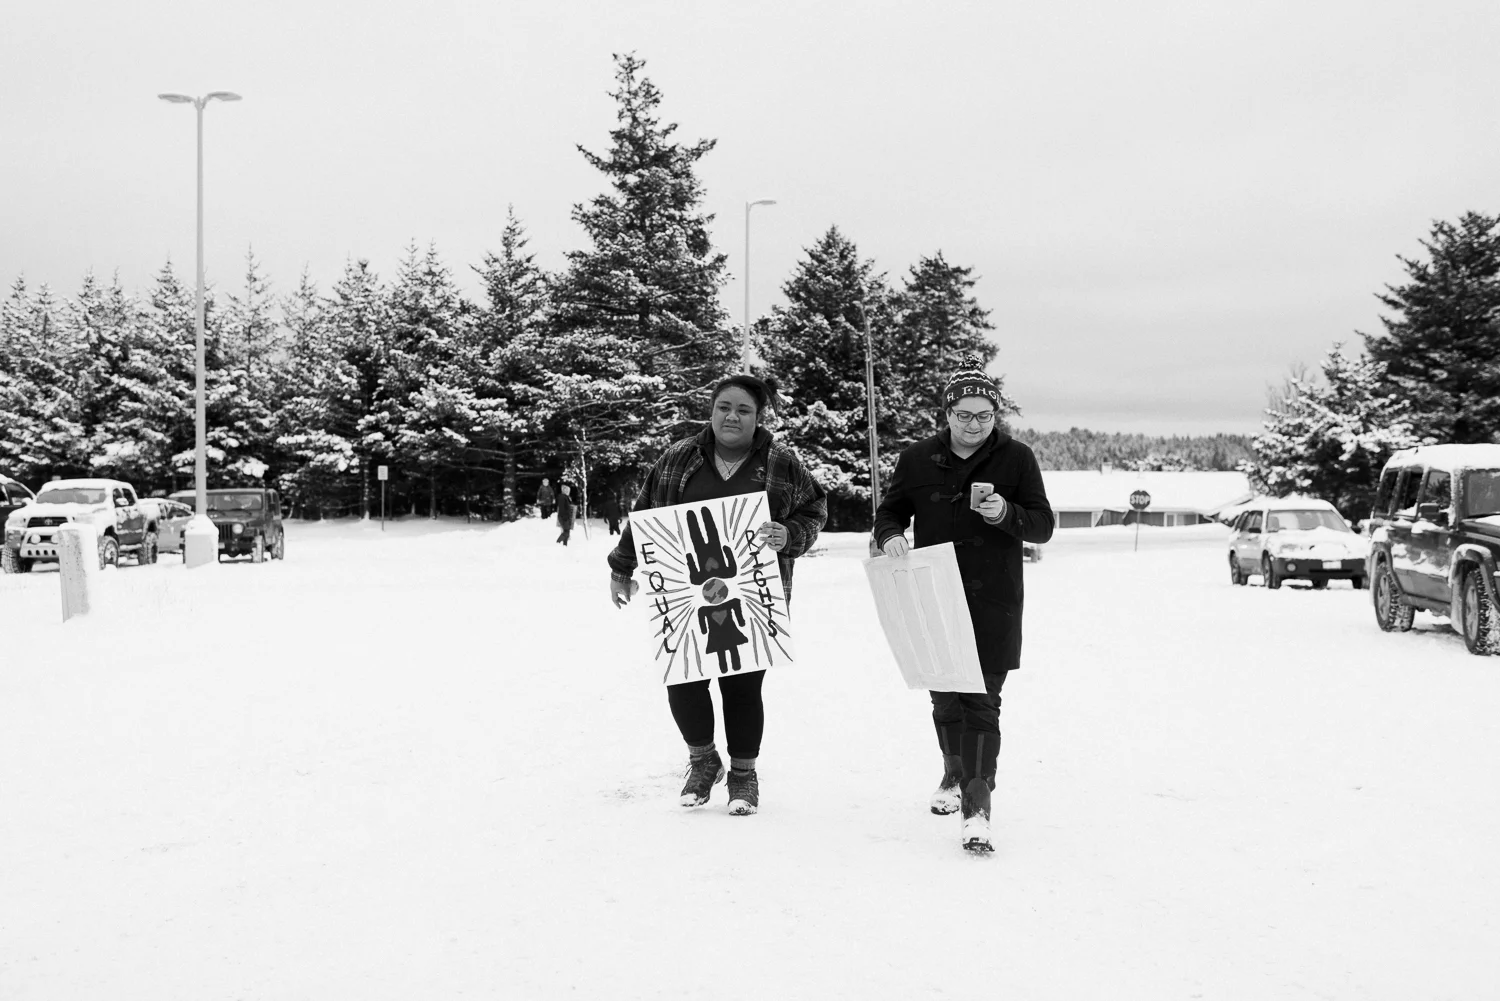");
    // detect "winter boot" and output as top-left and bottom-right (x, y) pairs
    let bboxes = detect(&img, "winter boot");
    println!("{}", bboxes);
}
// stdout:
(930, 755), (963, 815)
(930, 720), (964, 815)
(679, 745), (725, 808)
(726, 766), (759, 816)
(959, 730), (1000, 854)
